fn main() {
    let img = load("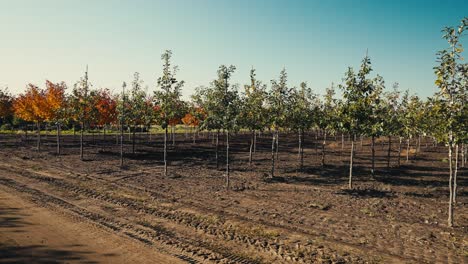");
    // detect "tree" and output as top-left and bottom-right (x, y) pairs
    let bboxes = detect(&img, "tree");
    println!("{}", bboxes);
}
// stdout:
(71, 66), (95, 161)
(117, 82), (128, 167)
(433, 17), (467, 227)
(239, 68), (267, 167)
(317, 84), (337, 167)
(128, 72), (147, 154)
(43, 81), (67, 155)
(154, 50), (185, 177)
(340, 53), (374, 189)
(289, 82), (315, 172)
(267, 68), (292, 178)
(13, 84), (46, 150)
(367, 75), (385, 177)
(381, 83), (402, 169)
(94, 88), (118, 137)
